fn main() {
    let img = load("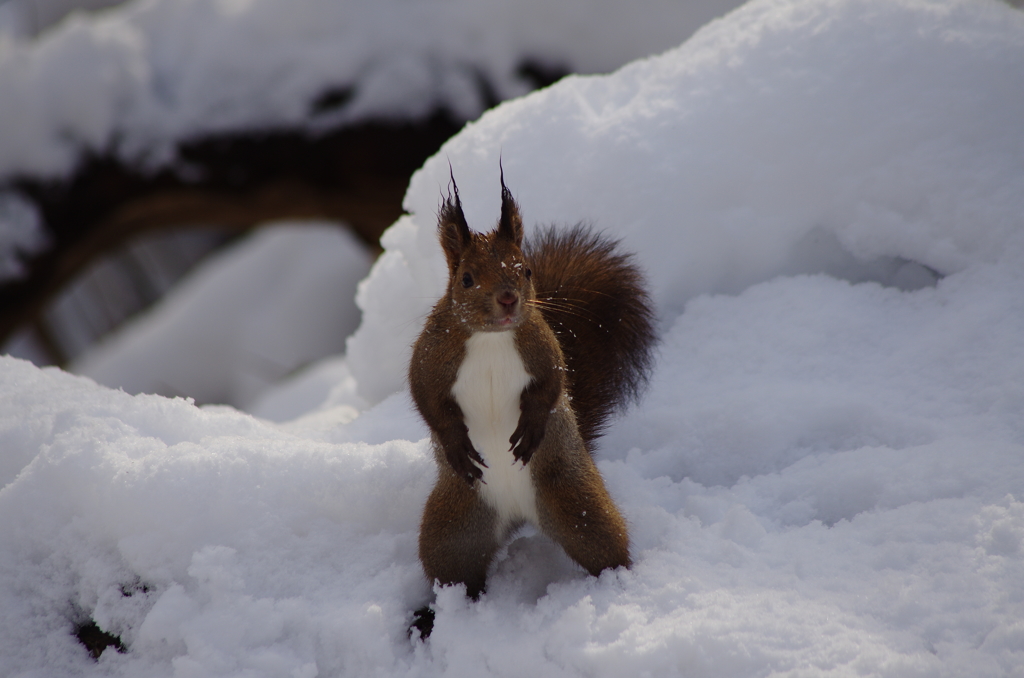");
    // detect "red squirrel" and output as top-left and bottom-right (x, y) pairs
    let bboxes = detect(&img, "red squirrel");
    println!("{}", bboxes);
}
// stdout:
(409, 169), (656, 601)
